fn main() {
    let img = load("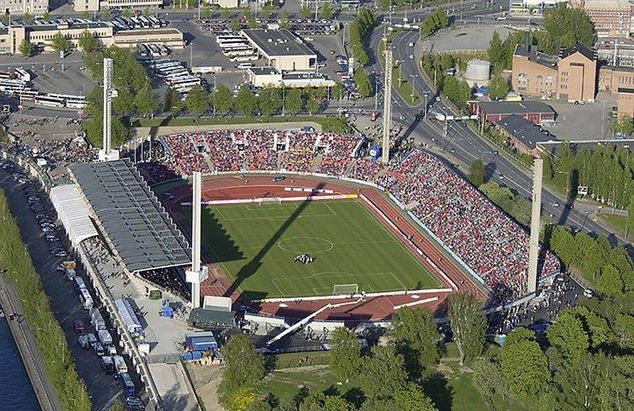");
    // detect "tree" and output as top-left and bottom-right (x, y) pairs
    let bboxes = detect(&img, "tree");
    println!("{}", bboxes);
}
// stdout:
(214, 84), (233, 115)
(353, 69), (372, 98)
(596, 265), (624, 296)
(18, 39), (32, 57)
(329, 327), (362, 382)
(135, 82), (158, 116)
(285, 89), (304, 115)
(628, 194), (634, 238)
(222, 8), (231, 20)
(394, 383), (437, 411)
(488, 31), (504, 73)
(442, 76), (470, 108)
(390, 307), (440, 377)
(112, 88), (135, 116)
(122, 9), (132, 17)
(51, 31), (70, 53)
(279, 11), (291, 30)
(614, 314), (634, 349)
(488, 75), (509, 100)
(306, 97), (321, 115)
(448, 292), (486, 366)
(185, 85), (209, 114)
(542, 4), (594, 50)
(230, 19), (241, 31)
(501, 328), (550, 402)
(299, 7), (312, 19)
(358, 346), (407, 400)
(247, 16), (259, 29)
(420, 9), (449, 38)
(469, 159), (486, 187)
(42, 11), (50, 20)
(331, 83), (345, 100)
(260, 7), (272, 20)
(83, 114), (128, 148)
(164, 87), (180, 114)
(78, 30), (98, 53)
(102, 9), (112, 19)
(472, 357), (508, 411)
(235, 85), (257, 116)
(320, 2), (333, 19)
(218, 334), (265, 411)
(246, 400), (273, 411)
(612, 115), (634, 136)
(546, 311), (589, 364)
